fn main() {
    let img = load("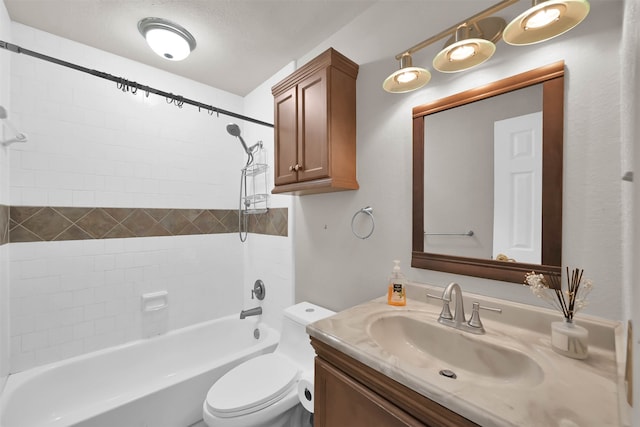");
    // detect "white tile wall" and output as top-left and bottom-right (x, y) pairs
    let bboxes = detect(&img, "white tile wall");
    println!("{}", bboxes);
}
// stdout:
(242, 233), (294, 332)
(9, 234), (243, 372)
(1, 0), (13, 391)
(0, 244), (9, 388)
(4, 23), (294, 373)
(9, 23), (245, 209)
(240, 61), (297, 331)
